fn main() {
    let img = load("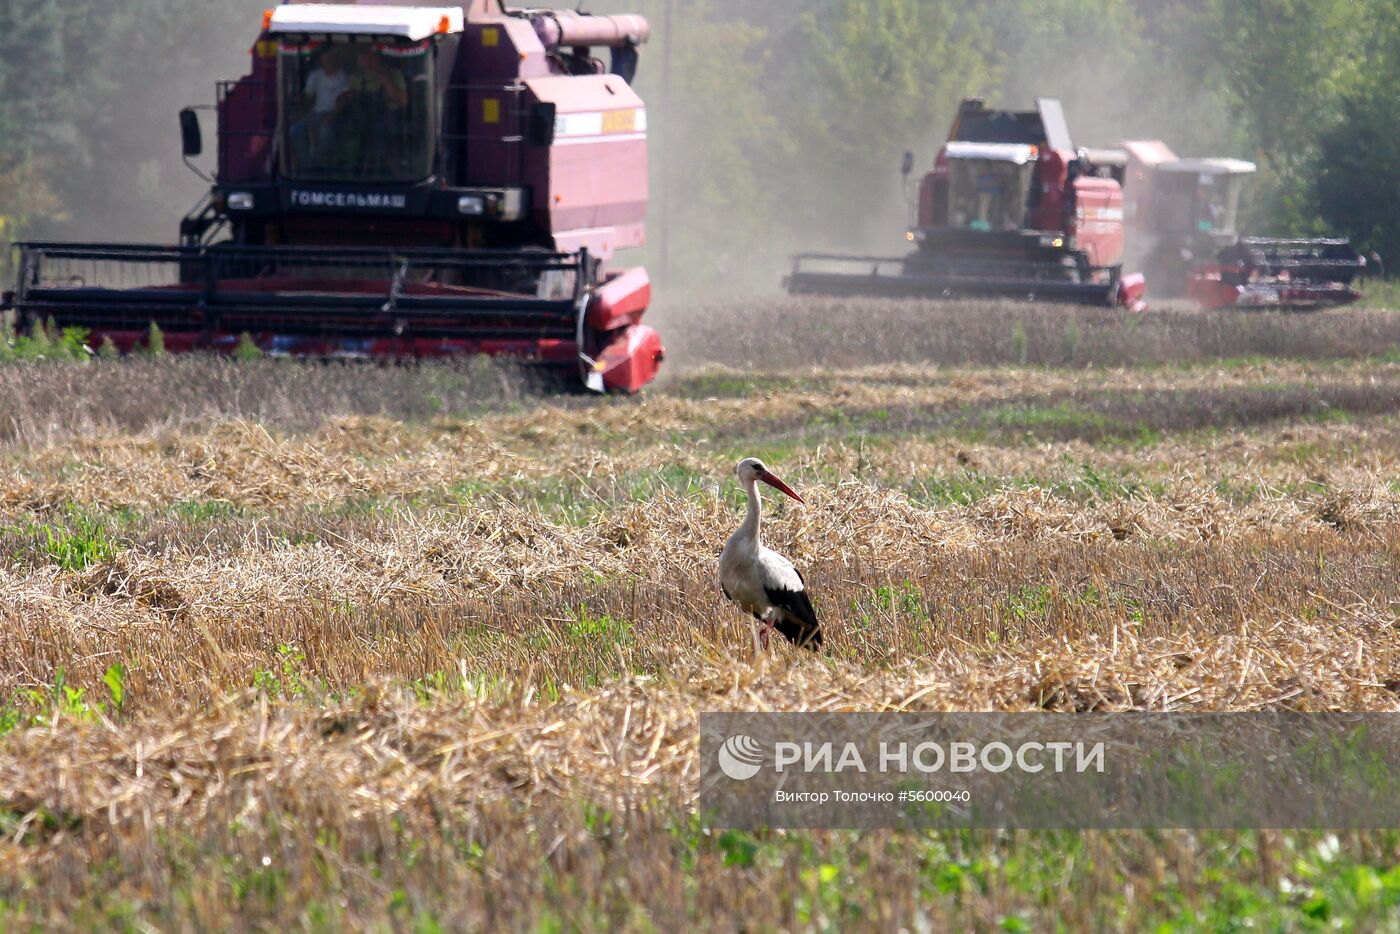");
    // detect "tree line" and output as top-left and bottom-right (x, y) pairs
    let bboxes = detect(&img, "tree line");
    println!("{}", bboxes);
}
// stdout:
(620, 0), (1399, 292)
(0, 0), (1394, 293)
